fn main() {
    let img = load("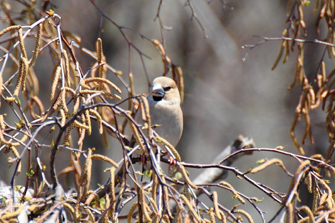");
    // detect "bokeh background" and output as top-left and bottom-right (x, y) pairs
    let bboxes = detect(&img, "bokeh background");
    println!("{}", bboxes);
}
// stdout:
(1, 0), (329, 221)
